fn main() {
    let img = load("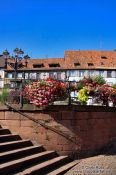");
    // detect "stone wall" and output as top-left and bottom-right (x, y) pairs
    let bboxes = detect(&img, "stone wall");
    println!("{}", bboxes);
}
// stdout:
(0, 105), (115, 158)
